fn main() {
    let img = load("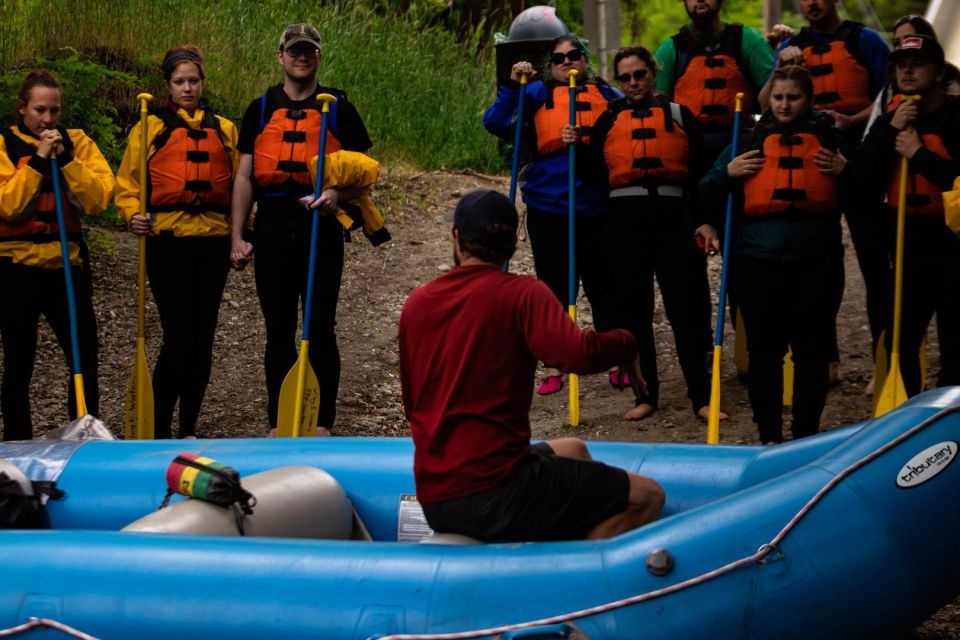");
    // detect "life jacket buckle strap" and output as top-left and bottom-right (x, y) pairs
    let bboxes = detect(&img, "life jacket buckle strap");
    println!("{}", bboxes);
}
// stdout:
(186, 129), (208, 140)
(186, 151), (210, 163)
(632, 128), (657, 140)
